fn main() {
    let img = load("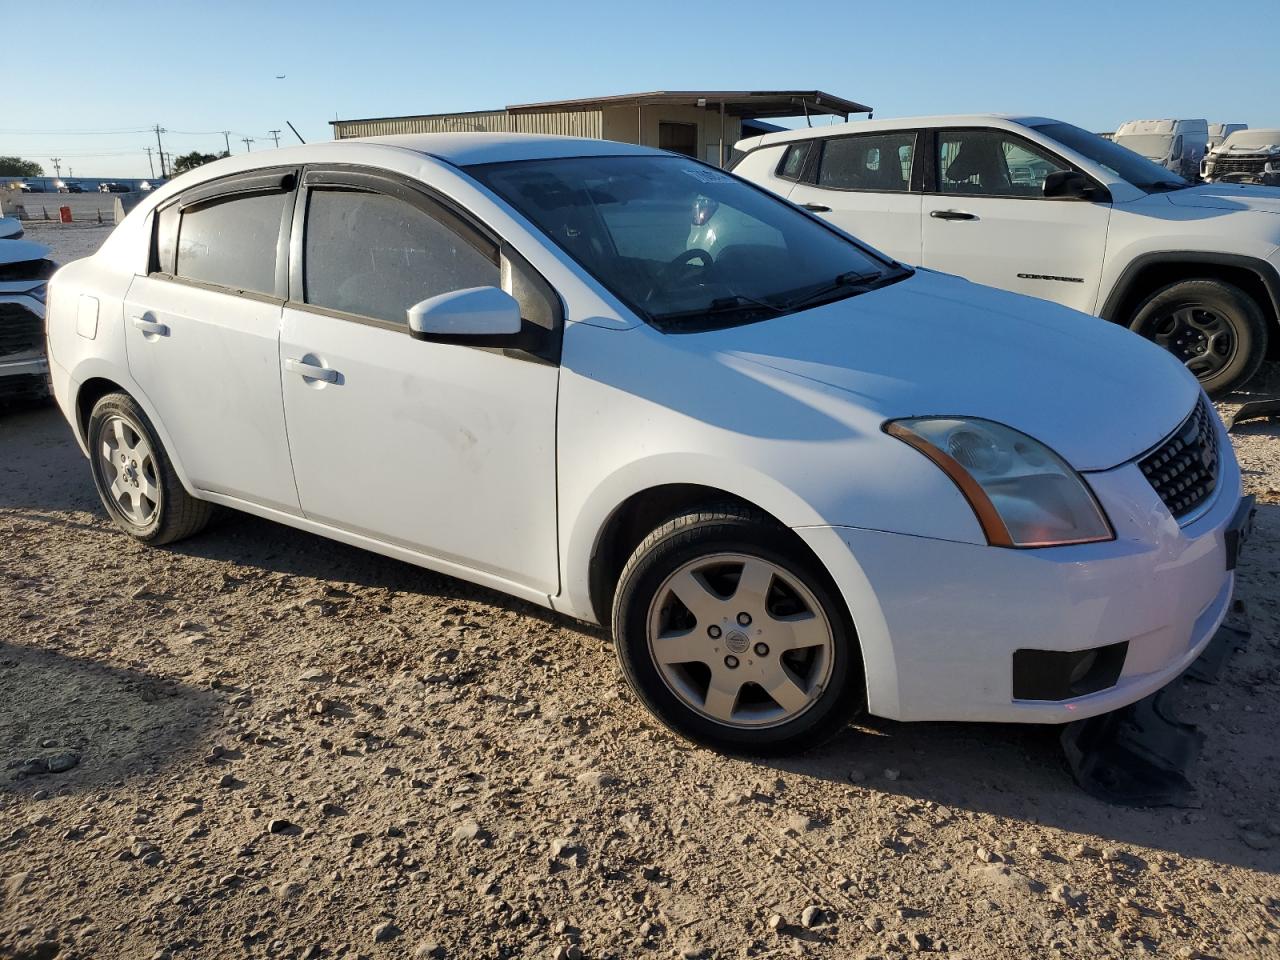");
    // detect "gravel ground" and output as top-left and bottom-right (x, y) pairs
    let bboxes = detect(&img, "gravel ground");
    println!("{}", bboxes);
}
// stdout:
(1, 223), (1278, 960)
